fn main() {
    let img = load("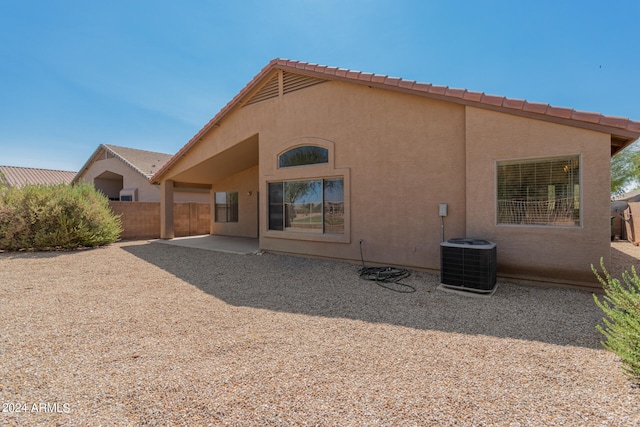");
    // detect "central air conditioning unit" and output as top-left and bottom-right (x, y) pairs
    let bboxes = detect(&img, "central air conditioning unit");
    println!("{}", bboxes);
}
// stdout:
(440, 238), (497, 293)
